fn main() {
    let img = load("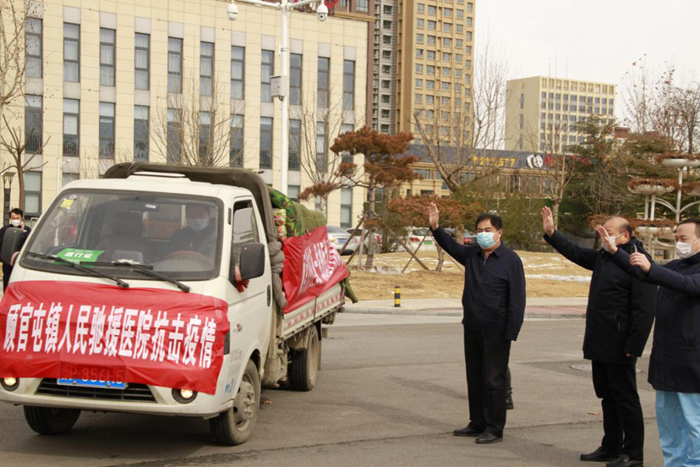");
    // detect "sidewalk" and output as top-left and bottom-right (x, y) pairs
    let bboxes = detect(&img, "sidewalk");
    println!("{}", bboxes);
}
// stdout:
(344, 297), (587, 318)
